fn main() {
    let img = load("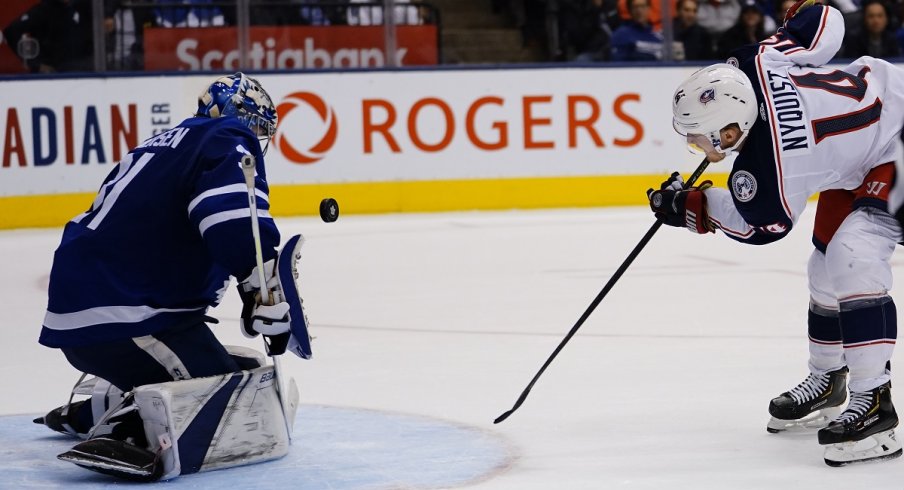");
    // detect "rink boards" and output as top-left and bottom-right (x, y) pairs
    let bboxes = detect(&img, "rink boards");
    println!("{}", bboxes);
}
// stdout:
(0, 66), (716, 229)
